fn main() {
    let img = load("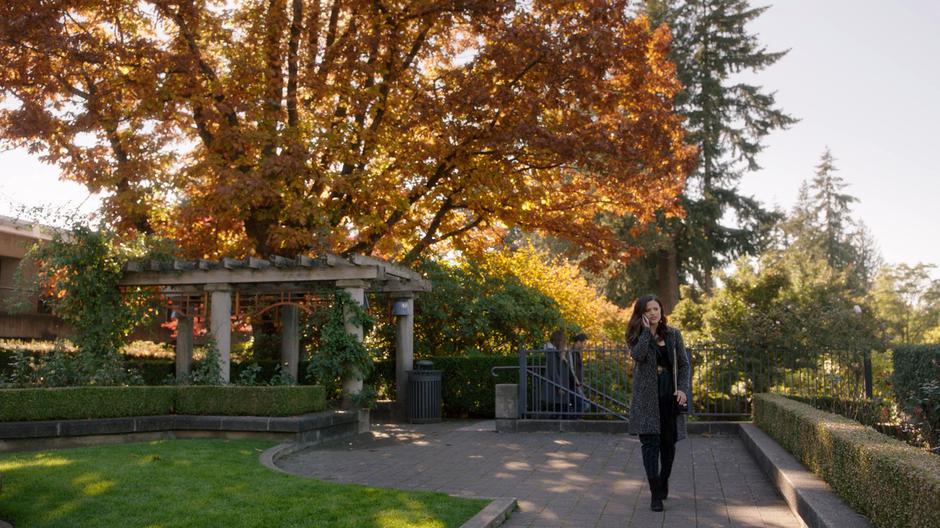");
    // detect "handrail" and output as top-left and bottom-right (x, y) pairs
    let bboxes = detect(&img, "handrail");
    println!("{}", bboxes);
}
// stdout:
(490, 365), (519, 377)
(524, 367), (629, 421)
